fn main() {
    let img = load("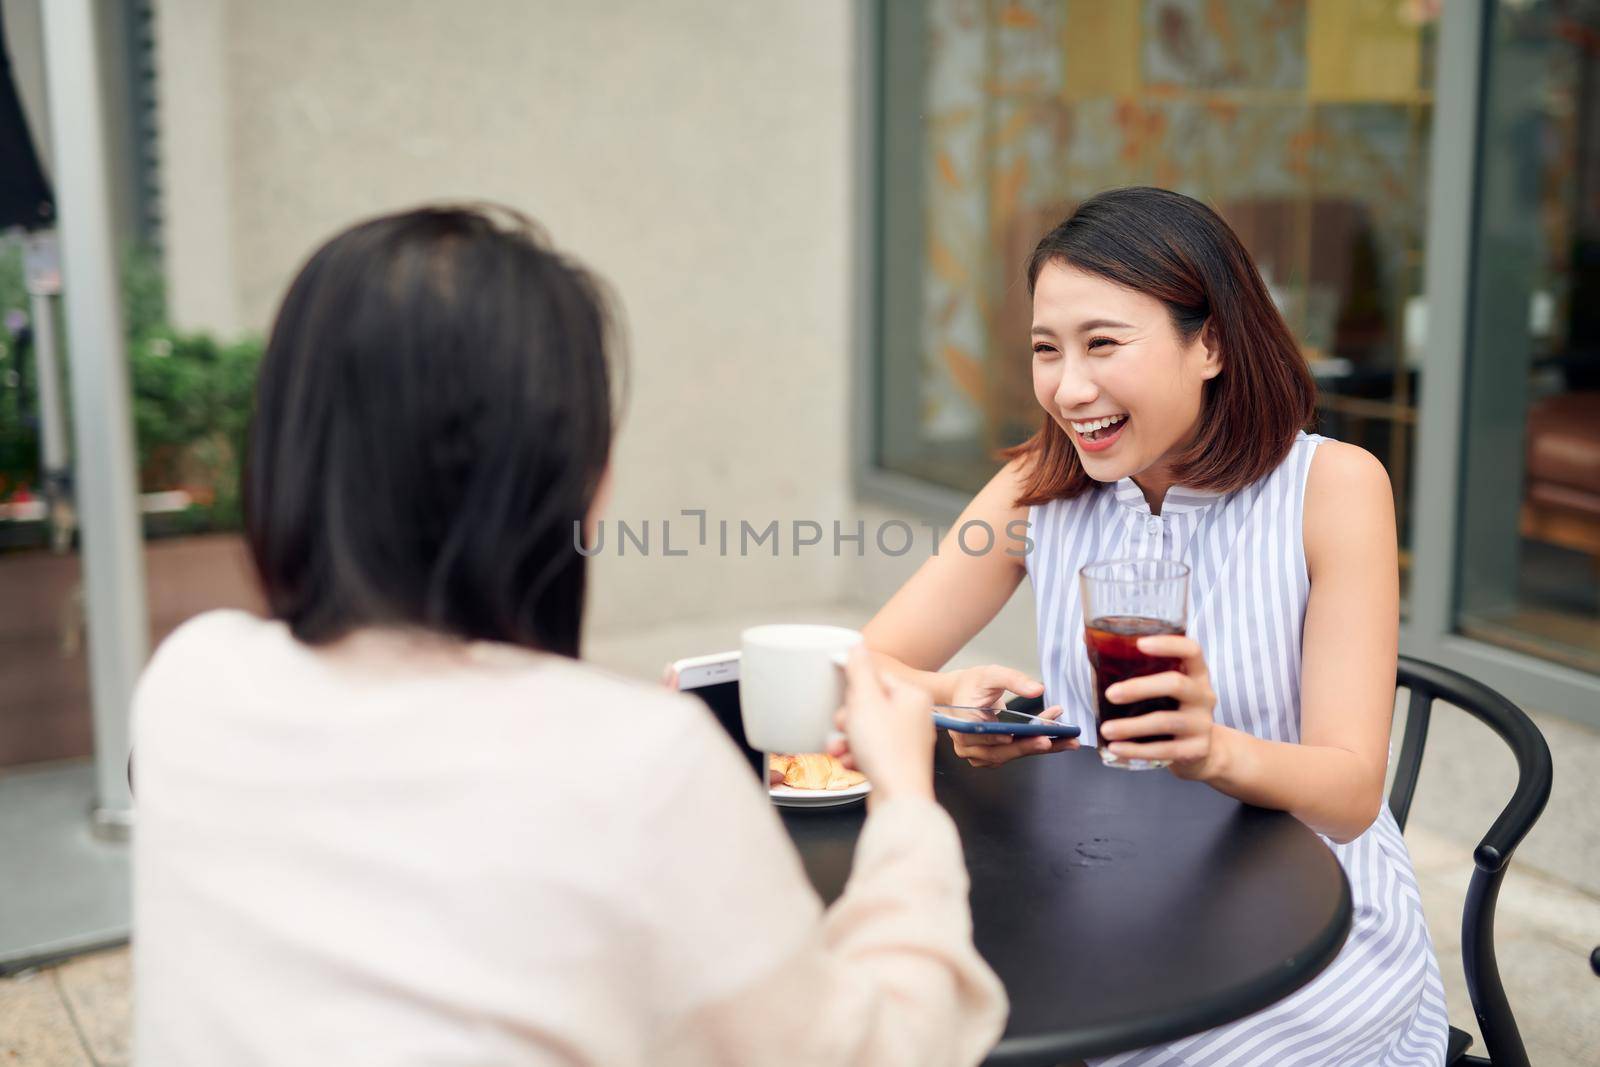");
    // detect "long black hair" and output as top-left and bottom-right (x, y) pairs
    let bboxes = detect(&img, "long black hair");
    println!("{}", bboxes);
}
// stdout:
(244, 204), (618, 657)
